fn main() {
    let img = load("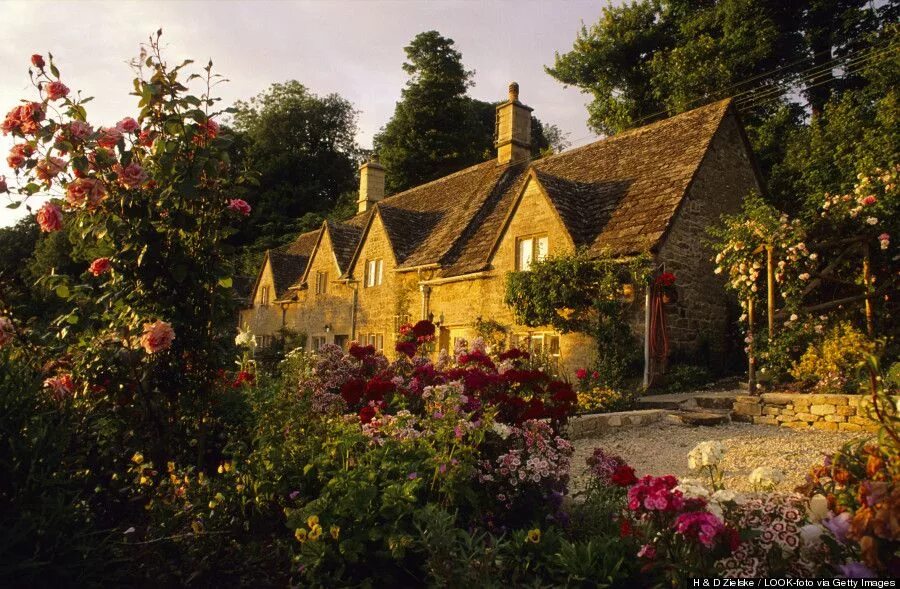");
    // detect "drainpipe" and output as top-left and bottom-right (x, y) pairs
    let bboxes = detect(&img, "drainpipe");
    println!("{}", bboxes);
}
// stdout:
(643, 285), (651, 389)
(350, 284), (358, 341)
(420, 284), (431, 320)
